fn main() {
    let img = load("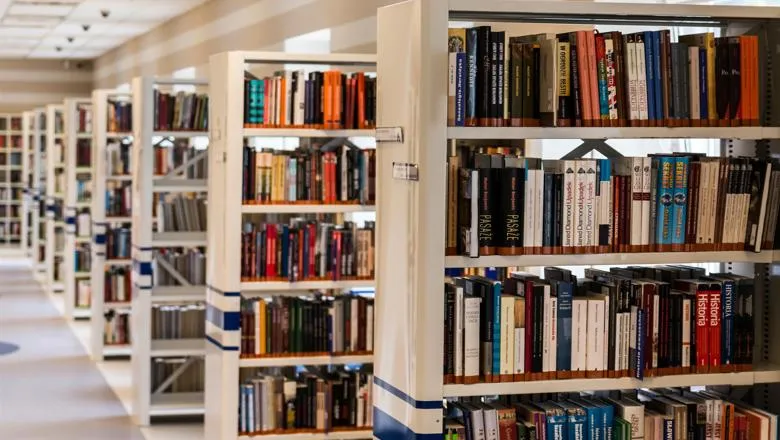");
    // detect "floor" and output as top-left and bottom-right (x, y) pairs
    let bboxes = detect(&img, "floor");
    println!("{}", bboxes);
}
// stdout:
(0, 260), (204, 440)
